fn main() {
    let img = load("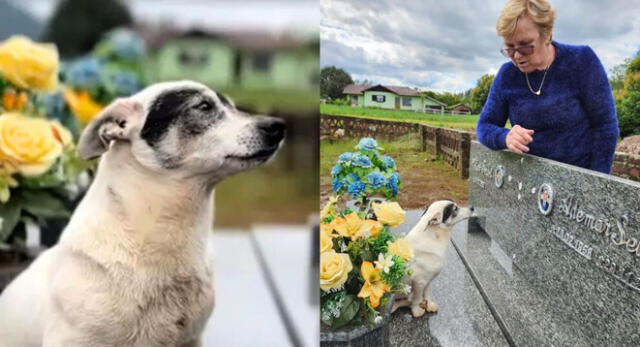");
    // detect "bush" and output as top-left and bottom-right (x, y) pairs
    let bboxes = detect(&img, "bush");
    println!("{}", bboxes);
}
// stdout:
(617, 72), (640, 138)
